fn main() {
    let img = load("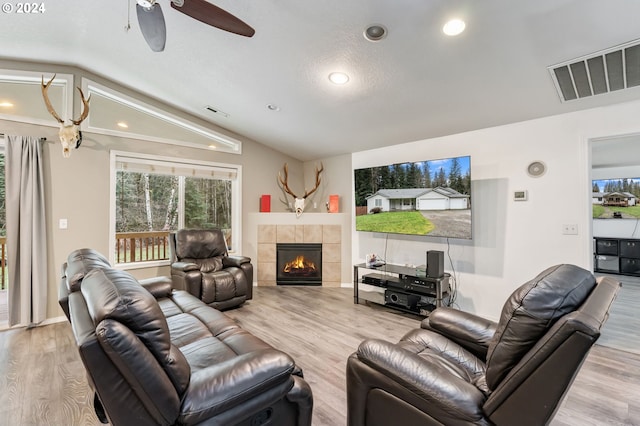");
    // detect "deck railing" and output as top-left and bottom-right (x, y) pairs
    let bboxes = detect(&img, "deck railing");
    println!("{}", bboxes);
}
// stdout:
(0, 232), (171, 288)
(0, 236), (6, 290)
(114, 231), (171, 264)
